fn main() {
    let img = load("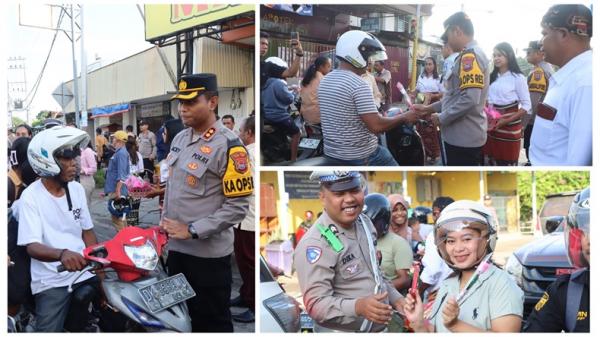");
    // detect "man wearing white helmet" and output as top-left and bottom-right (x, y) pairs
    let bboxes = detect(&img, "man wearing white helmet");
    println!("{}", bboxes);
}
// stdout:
(262, 56), (301, 160)
(294, 171), (406, 332)
(403, 200), (523, 332)
(318, 30), (418, 166)
(17, 126), (101, 332)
